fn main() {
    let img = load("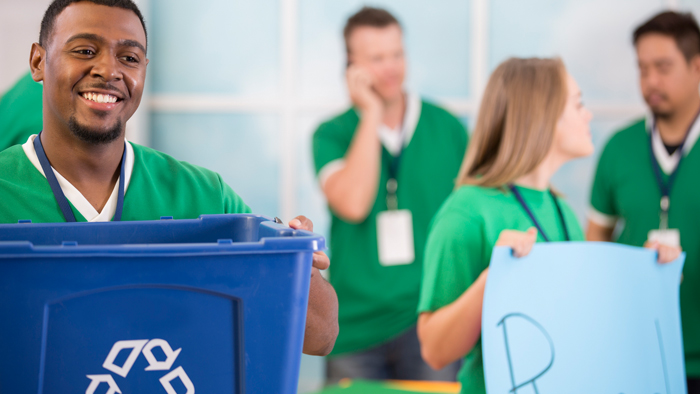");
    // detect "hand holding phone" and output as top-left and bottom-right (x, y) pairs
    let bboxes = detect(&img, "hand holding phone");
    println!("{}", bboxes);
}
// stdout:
(346, 64), (383, 117)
